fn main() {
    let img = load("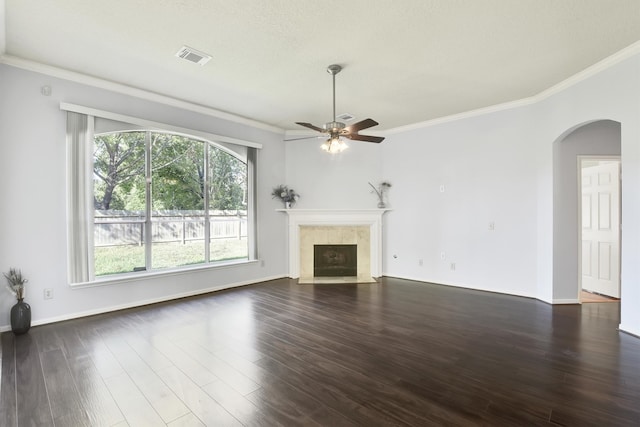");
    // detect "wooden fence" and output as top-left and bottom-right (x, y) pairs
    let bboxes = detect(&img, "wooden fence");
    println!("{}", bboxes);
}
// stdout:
(94, 210), (247, 247)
